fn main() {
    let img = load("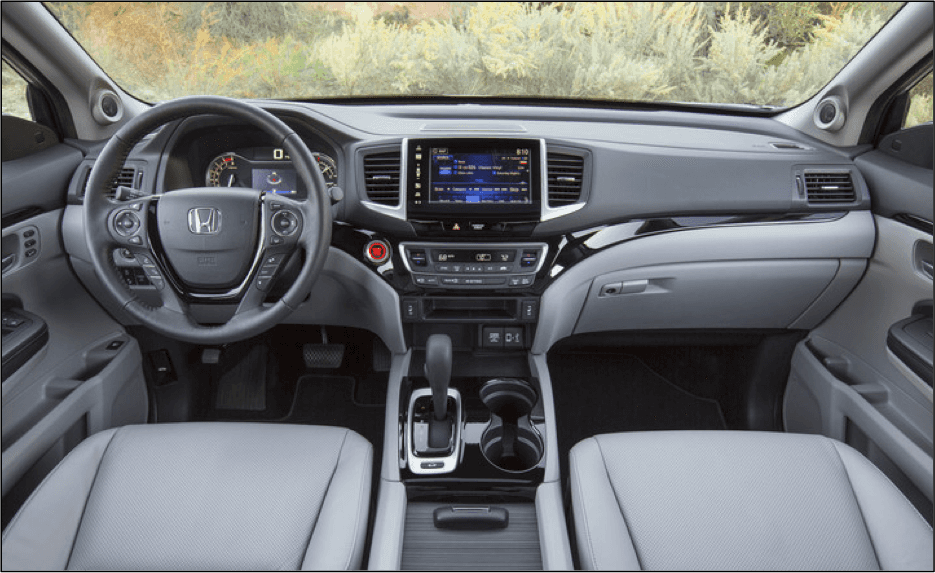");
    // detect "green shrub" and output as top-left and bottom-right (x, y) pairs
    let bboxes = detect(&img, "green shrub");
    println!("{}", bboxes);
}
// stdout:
(48, 1), (908, 108)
